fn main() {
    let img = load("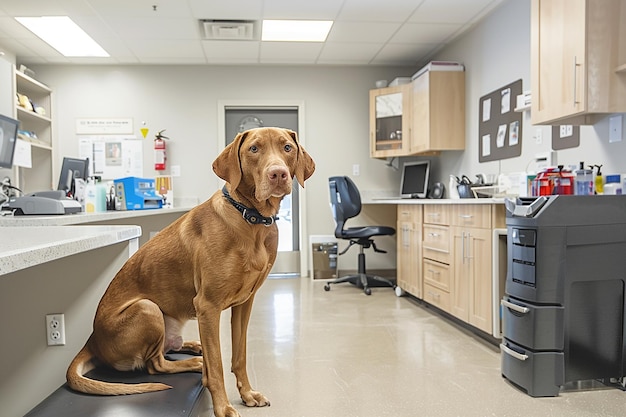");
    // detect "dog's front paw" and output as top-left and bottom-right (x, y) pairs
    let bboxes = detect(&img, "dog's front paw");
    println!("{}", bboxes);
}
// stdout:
(241, 390), (270, 407)
(215, 404), (241, 417)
